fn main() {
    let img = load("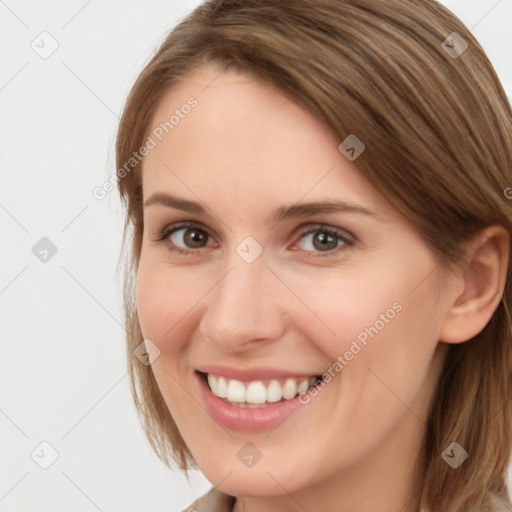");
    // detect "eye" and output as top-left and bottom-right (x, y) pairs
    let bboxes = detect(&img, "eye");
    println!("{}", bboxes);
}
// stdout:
(152, 222), (355, 258)
(153, 222), (215, 255)
(293, 225), (354, 257)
